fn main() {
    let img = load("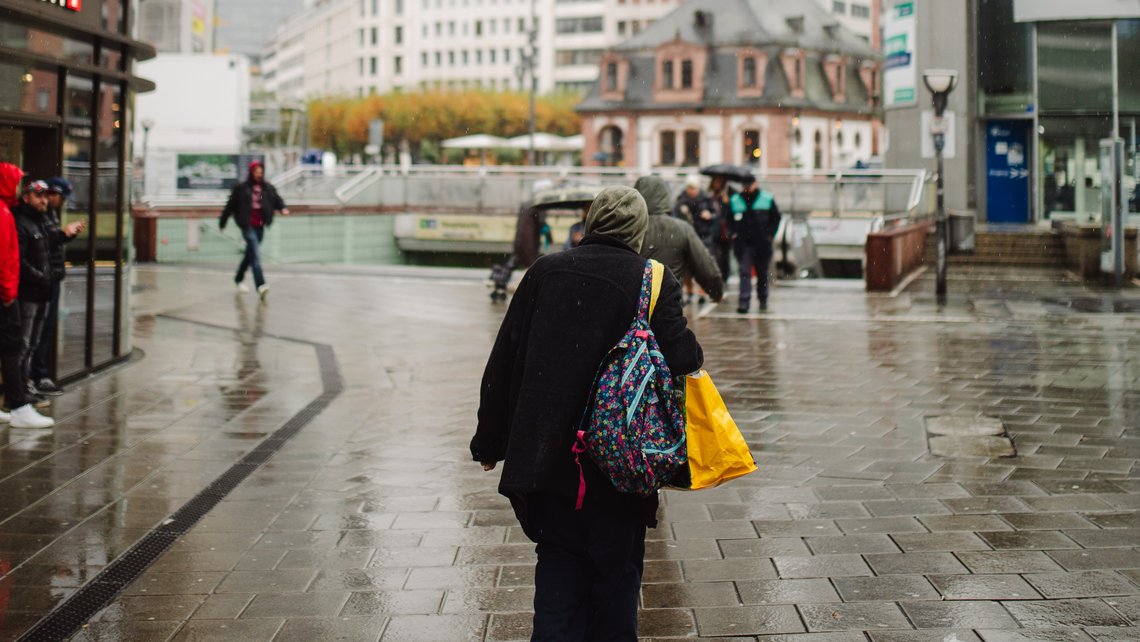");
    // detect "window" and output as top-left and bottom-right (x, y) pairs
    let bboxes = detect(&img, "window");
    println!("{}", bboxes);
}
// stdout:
(358, 57), (365, 76)
(449, 21), (455, 35)
(476, 50), (482, 64)
(680, 59), (693, 89)
(395, 0), (404, 14)
(435, 22), (442, 36)
(851, 3), (870, 18)
(462, 50), (469, 65)
(556, 16), (603, 34)
(605, 62), (618, 91)
(832, 0), (845, 13)
(371, 27), (378, 45)
(475, 20), (482, 36)
(490, 49), (496, 63)
(555, 49), (603, 65)
(359, 28), (365, 46)
(490, 20), (496, 34)
(449, 50), (455, 65)
(422, 24), (428, 37)
(421, 52), (428, 66)
(660, 131), (676, 165)
(395, 26), (403, 44)
(617, 21), (626, 35)
(742, 57), (756, 87)
(661, 60), (674, 88)
(36, 88), (50, 112)
(504, 48), (511, 63)
(518, 17), (525, 32)
(683, 130), (700, 165)
(372, 0), (379, 15)
(360, 0), (365, 16)
(854, 131), (862, 149)
(435, 51), (442, 65)
(395, 56), (403, 74)
(370, 57), (378, 75)
(504, 18), (510, 32)
(794, 58), (802, 89)
(743, 129), (760, 162)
